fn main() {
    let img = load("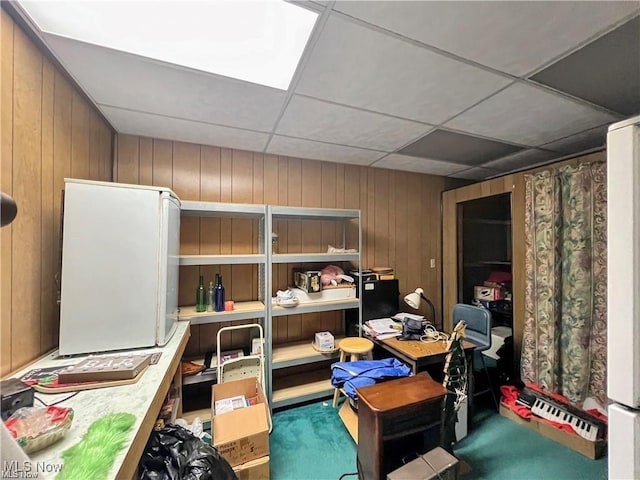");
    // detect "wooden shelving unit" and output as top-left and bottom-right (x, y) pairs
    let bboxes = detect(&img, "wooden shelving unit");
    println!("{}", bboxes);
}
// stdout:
(267, 205), (362, 408)
(178, 202), (362, 412)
